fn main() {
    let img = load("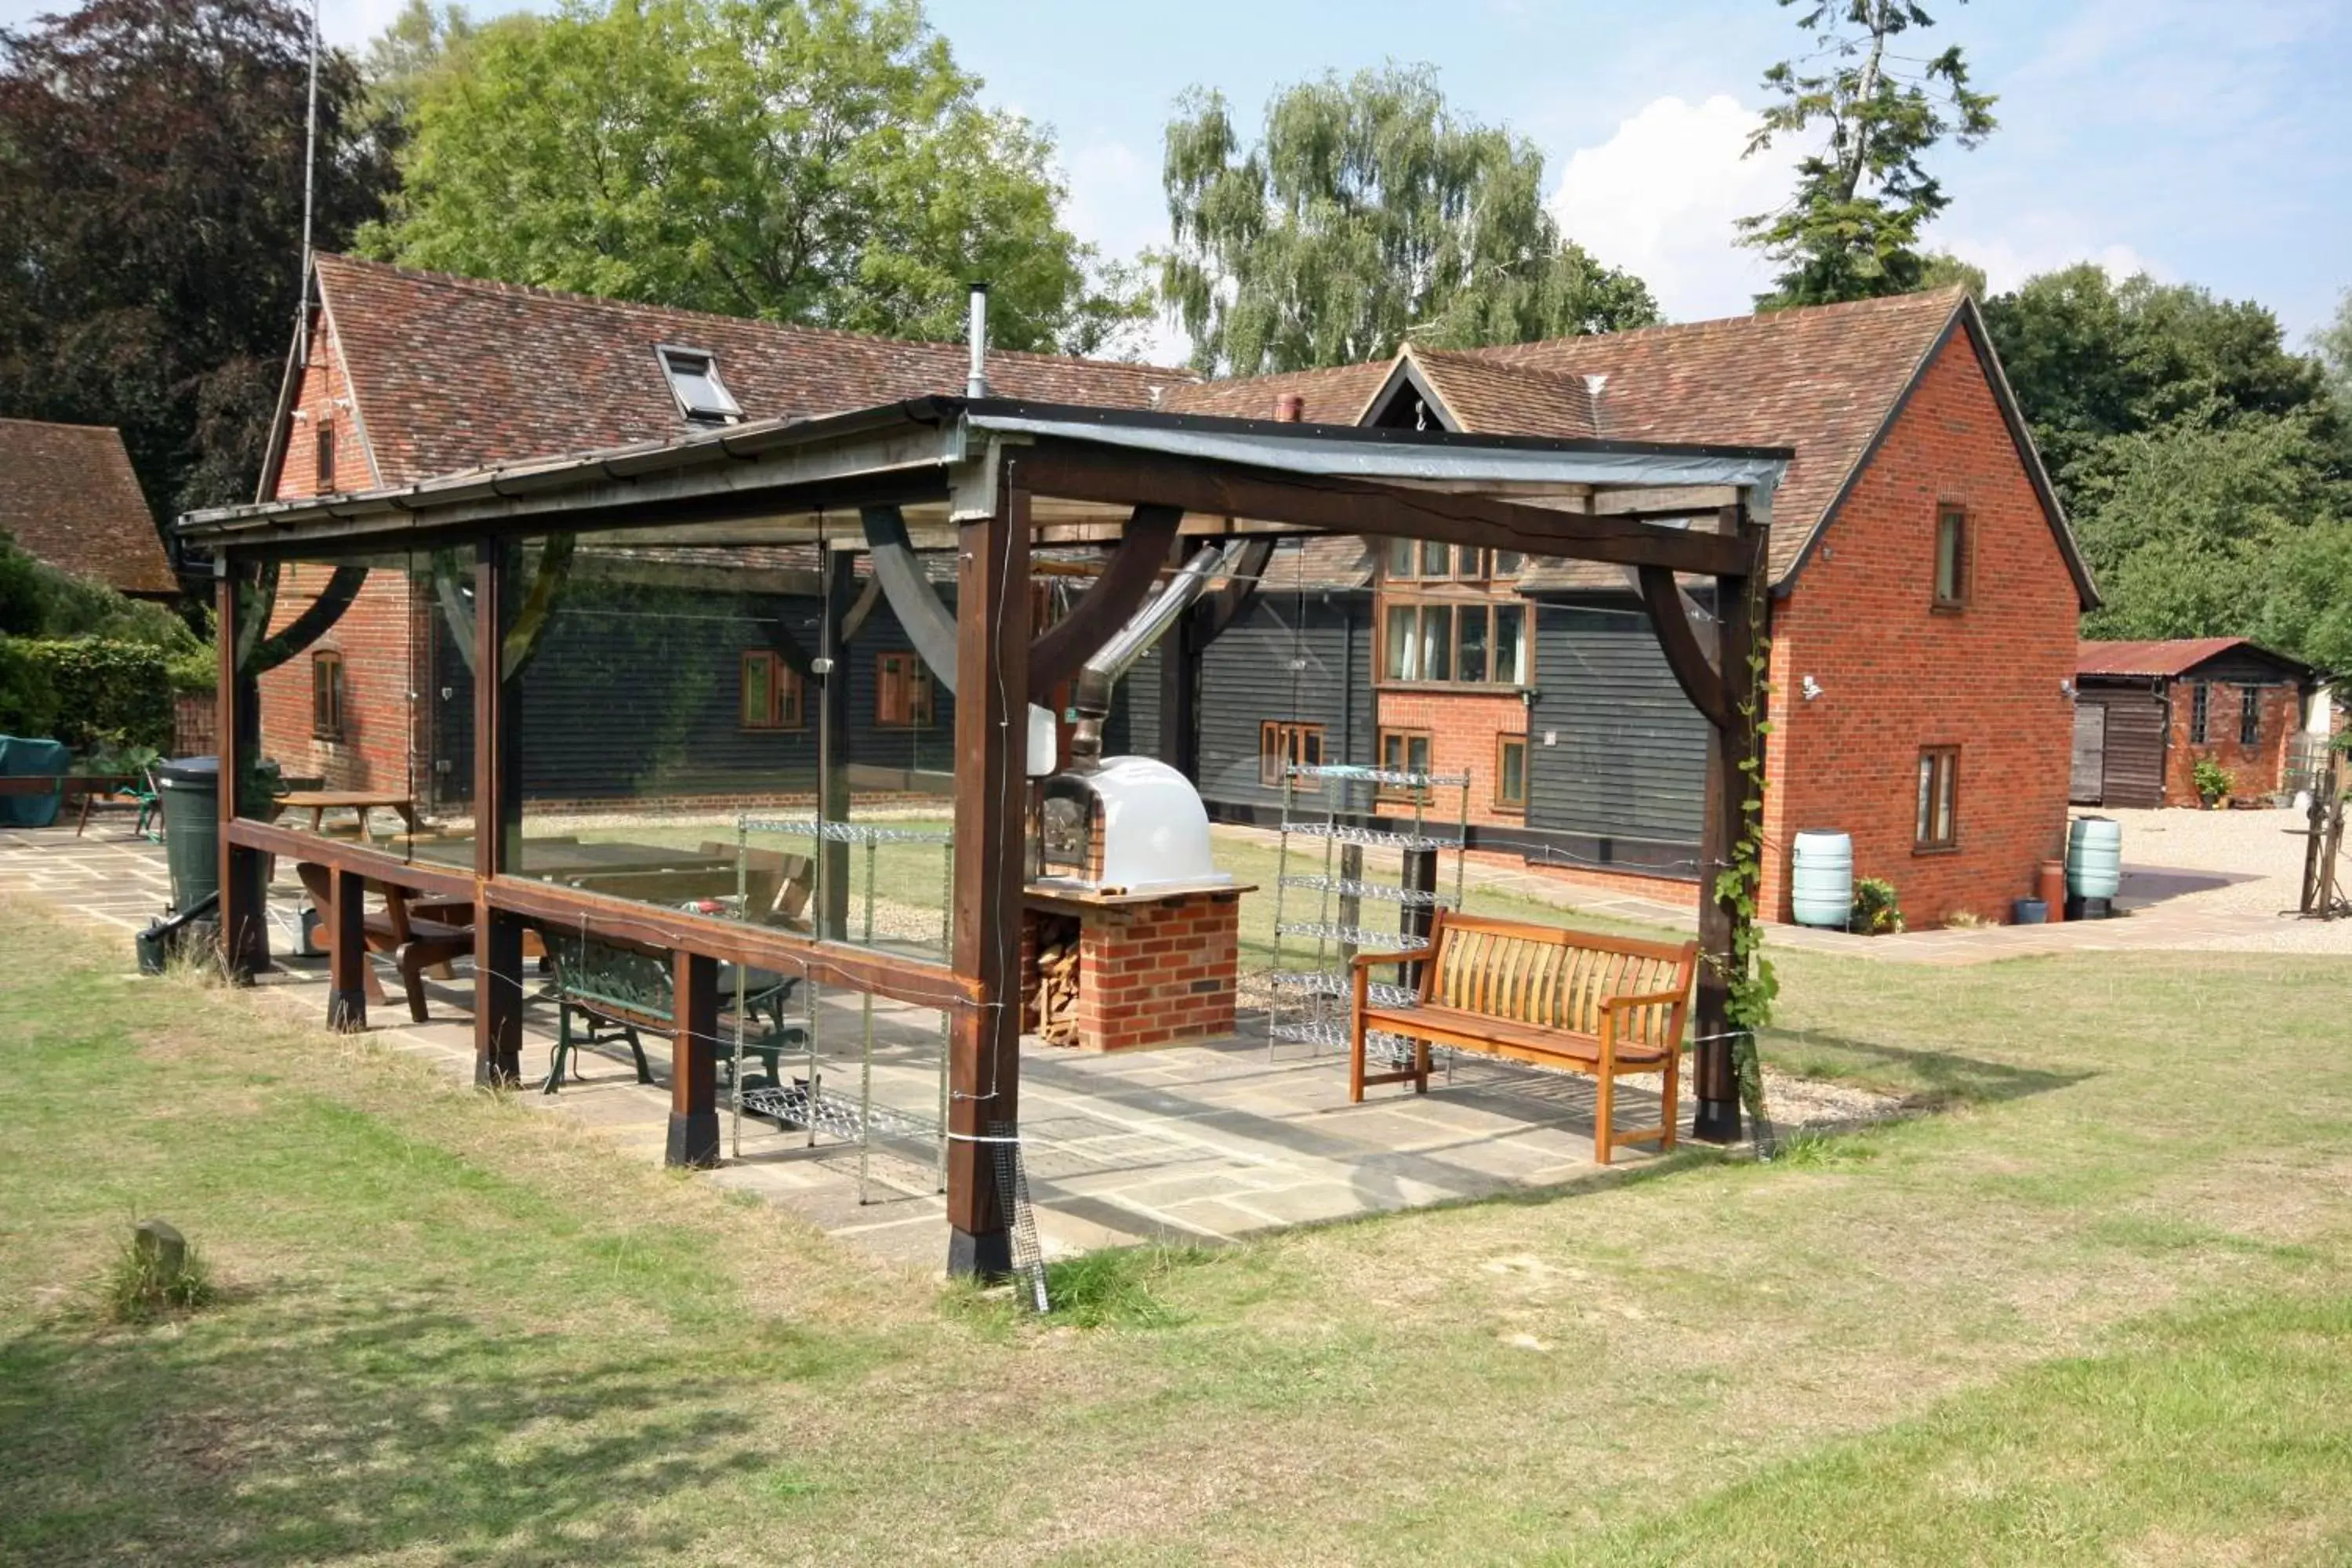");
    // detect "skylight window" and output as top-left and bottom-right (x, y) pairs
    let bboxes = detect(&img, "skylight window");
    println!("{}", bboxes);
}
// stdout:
(655, 344), (743, 424)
